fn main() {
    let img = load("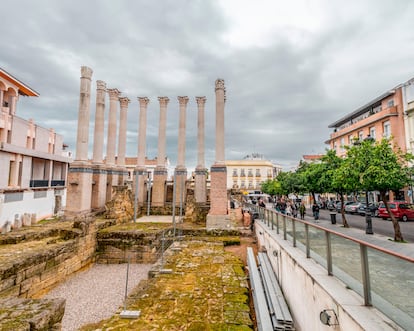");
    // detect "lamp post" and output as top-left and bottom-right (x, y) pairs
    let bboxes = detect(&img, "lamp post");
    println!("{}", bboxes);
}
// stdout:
(364, 135), (375, 235)
(365, 190), (373, 234)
